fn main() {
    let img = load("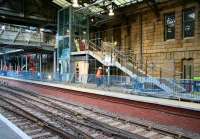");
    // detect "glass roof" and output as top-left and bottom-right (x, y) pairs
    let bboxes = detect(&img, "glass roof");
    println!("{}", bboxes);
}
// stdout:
(114, 0), (143, 7)
(79, 0), (144, 16)
(53, 0), (144, 15)
(88, 6), (103, 14)
(52, 0), (71, 8)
